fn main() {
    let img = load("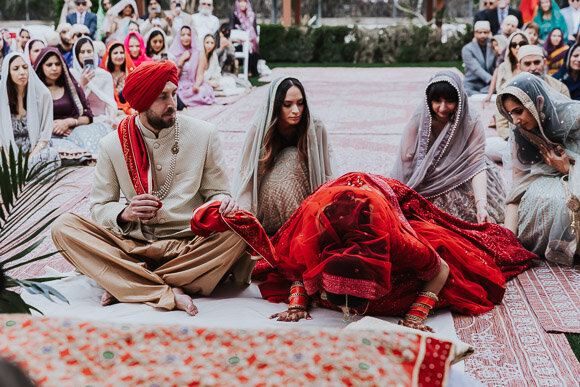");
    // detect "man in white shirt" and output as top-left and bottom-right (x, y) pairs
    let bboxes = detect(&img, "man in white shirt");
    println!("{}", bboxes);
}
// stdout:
(561, 0), (580, 43)
(192, 0), (219, 44)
